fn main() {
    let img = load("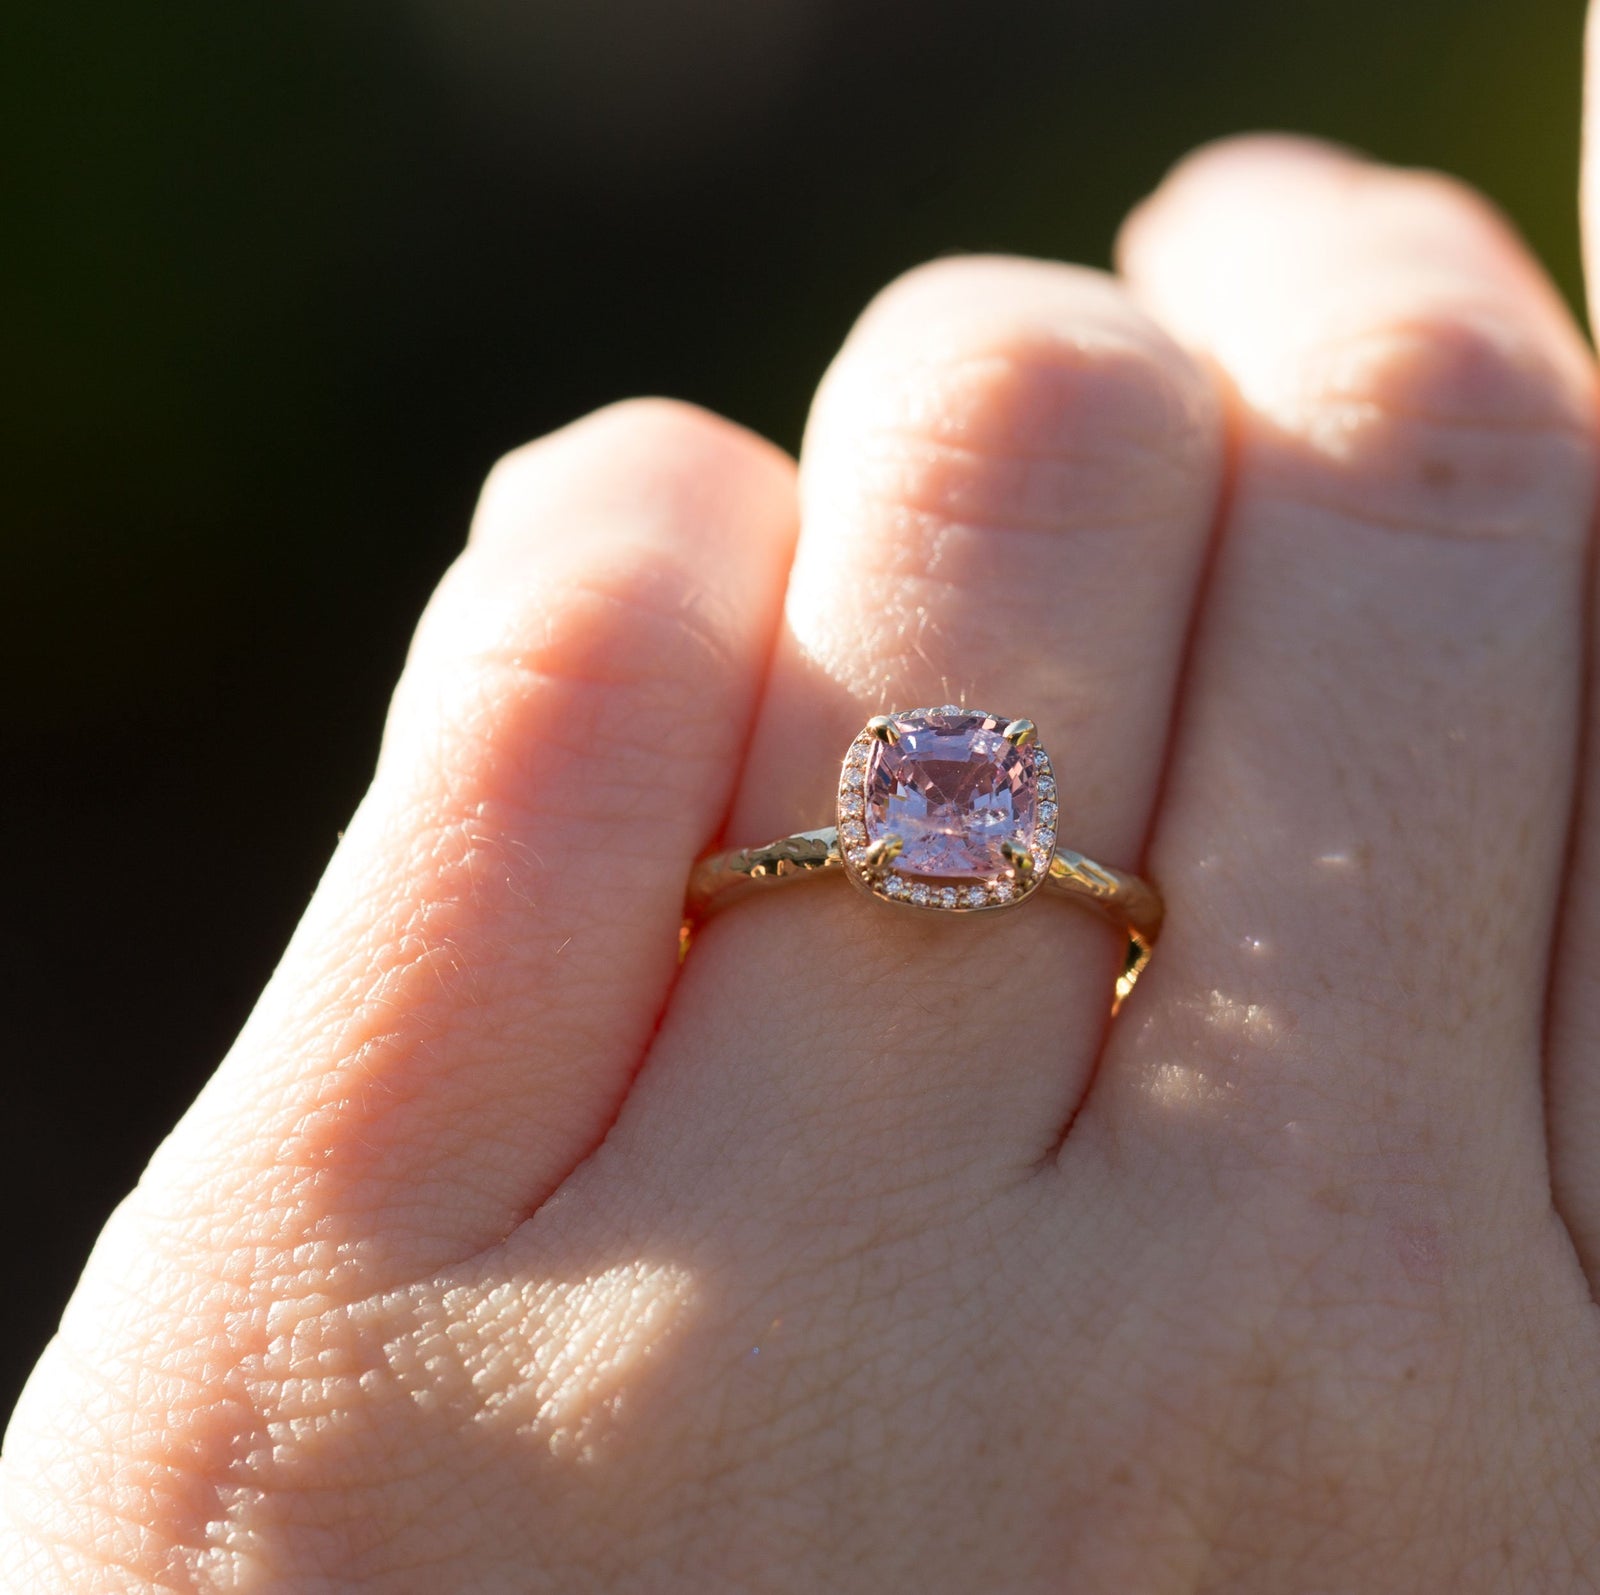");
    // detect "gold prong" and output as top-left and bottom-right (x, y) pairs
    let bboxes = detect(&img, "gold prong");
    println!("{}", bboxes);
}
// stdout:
(1001, 838), (1035, 879)
(866, 714), (899, 744)
(863, 834), (904, 874)
(1002, 718), (1036, 746)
